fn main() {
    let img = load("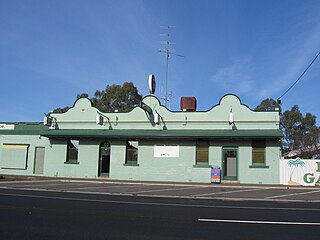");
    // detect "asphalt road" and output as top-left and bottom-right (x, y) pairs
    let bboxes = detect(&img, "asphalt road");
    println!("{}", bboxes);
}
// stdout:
(2, 179), (320, 201)
(0, 188), (319, 240)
